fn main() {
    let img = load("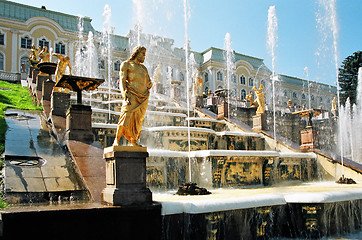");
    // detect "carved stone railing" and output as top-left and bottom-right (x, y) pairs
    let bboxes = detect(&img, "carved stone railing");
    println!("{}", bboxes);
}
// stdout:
(0, 71), (21, 82)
